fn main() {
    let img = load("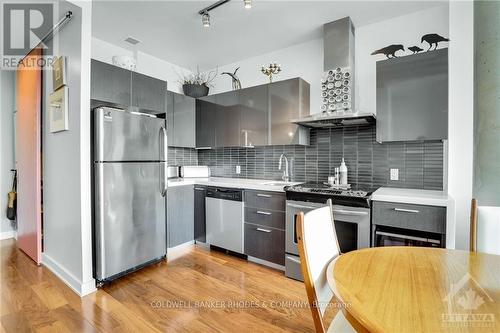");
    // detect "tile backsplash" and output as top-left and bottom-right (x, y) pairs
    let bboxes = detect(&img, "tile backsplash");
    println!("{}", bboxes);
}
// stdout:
(167, 147), (198, 166)
(197, 125), (444, 190)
